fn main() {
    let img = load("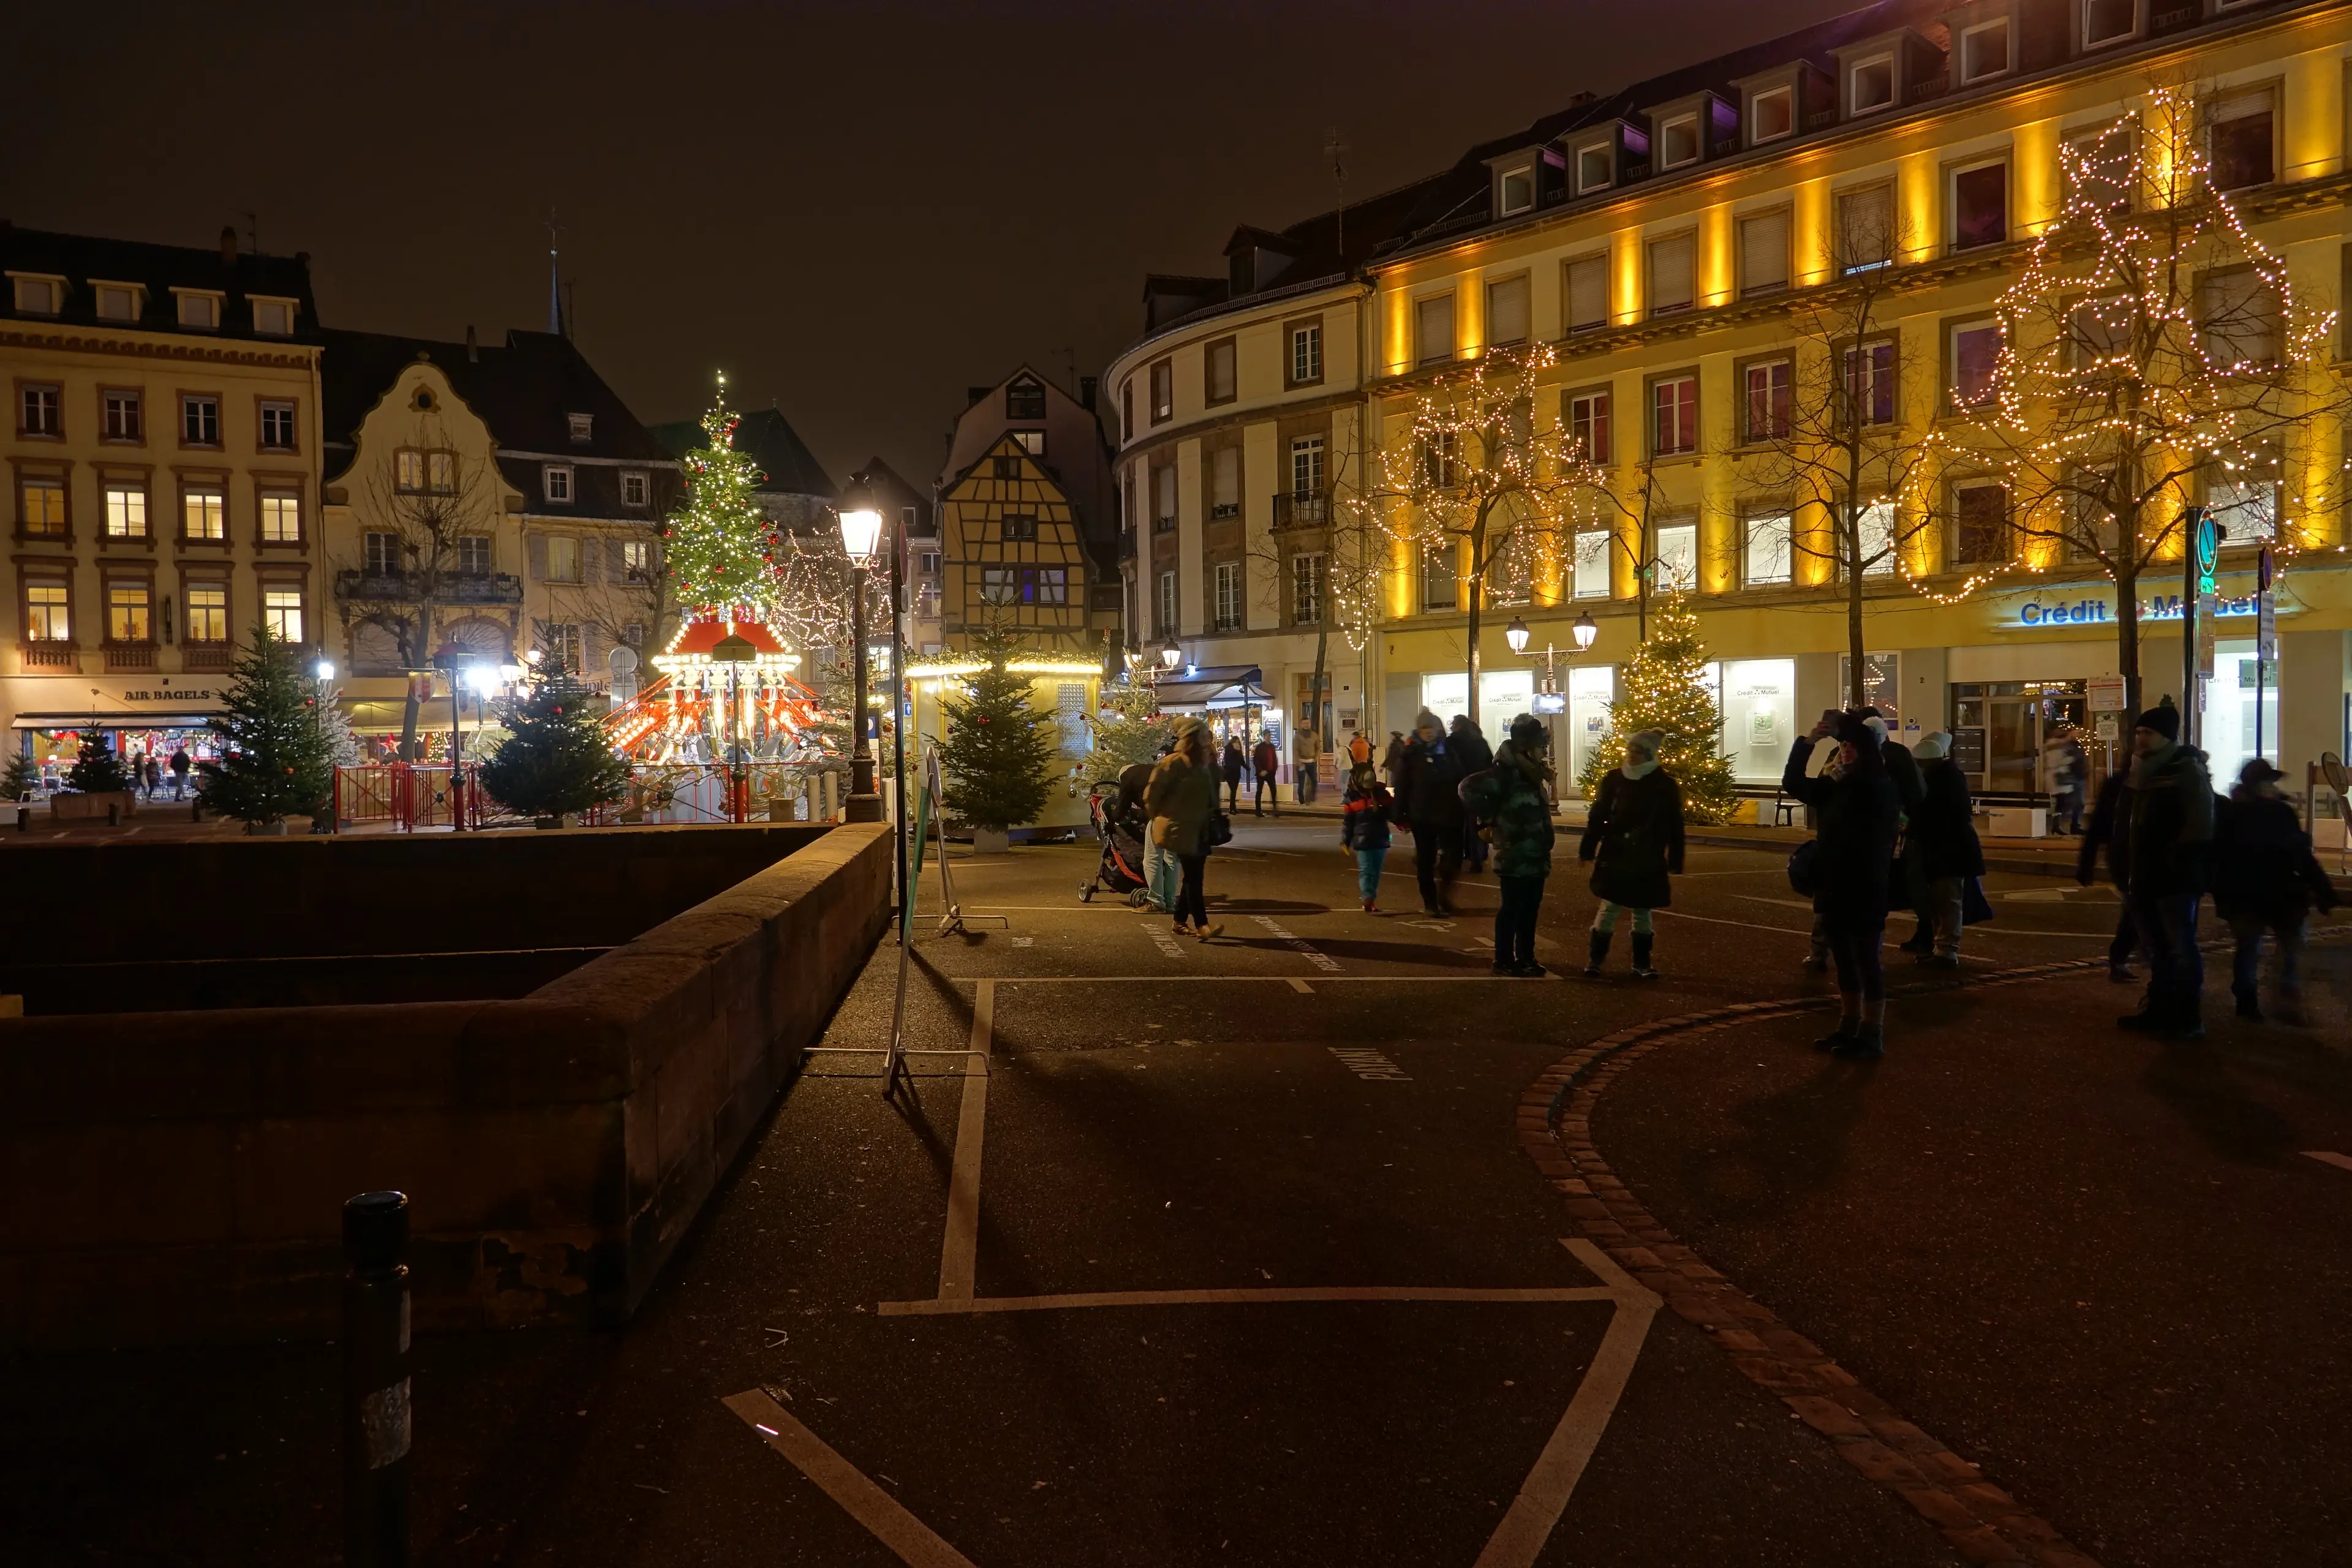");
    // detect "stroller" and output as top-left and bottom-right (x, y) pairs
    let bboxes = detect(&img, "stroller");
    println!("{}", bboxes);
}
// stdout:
(1081, 762), (1156, 907)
